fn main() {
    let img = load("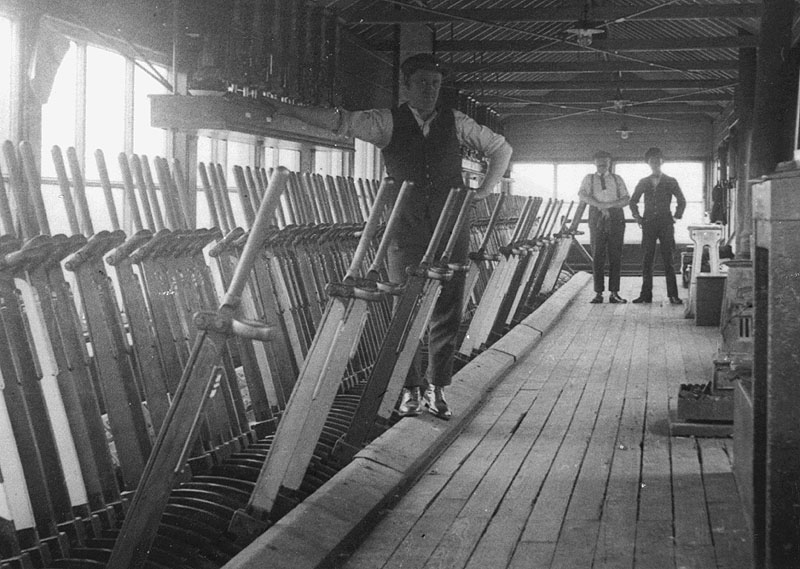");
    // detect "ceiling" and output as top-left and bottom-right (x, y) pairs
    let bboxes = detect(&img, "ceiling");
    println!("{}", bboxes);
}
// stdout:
(332, 0), (775, 125)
